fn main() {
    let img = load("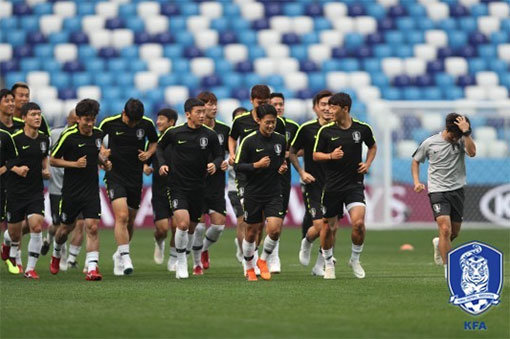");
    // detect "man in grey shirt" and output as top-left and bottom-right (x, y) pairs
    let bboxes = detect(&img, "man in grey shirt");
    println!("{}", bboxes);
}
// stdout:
(411, 113), (476, 277)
